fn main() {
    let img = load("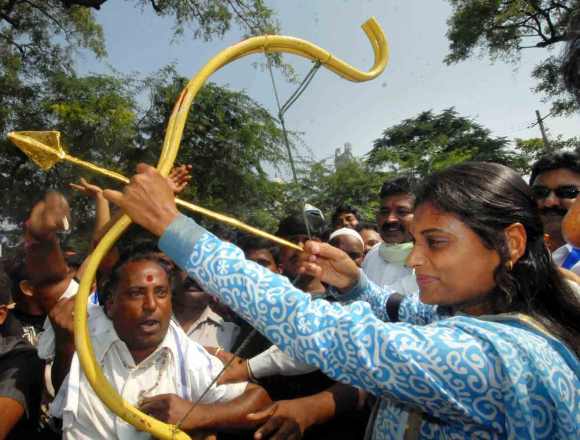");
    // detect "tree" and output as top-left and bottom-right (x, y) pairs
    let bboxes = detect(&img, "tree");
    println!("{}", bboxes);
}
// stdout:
(513, 135), (580, 173)
(122, 68), (292, 232)
(0, 0), (282, 138)
(367, 108), (514, 176)
(0, 71), (140, 245)
(0, 65), (295, 247)
(0, 0), (285, 246)
(445, 0), (579, 114)
(282, 158), (388, 223)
